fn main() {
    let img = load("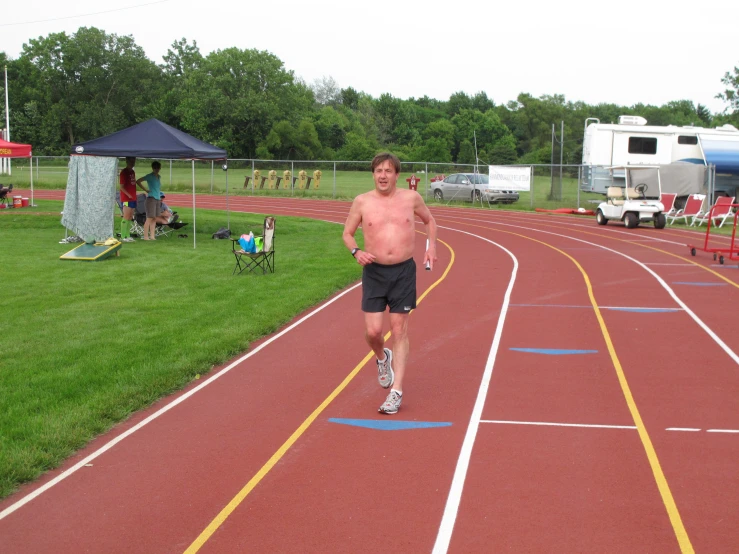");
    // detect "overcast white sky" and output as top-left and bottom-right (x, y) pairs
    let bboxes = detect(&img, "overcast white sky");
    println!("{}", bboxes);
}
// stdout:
(2, 0), (738, 116)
